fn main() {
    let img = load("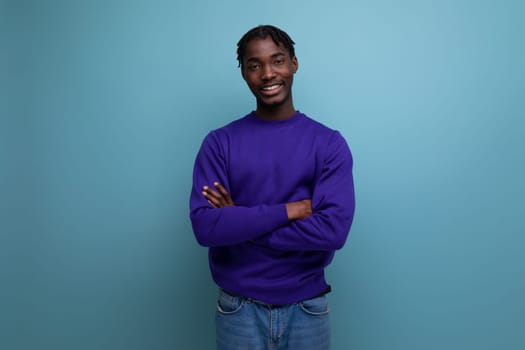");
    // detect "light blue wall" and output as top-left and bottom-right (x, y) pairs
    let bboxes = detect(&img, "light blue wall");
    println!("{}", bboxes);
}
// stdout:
(3, 0), (524, 349)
